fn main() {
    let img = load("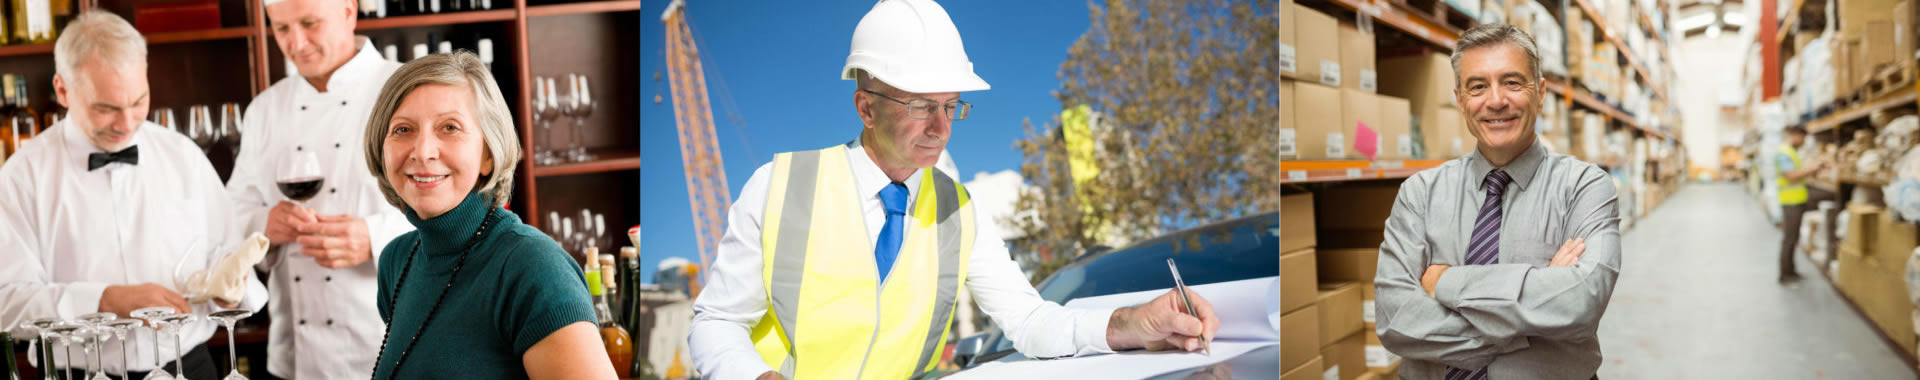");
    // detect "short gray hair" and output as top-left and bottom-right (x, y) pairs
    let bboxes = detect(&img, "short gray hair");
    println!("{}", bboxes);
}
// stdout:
(54, 12), (147, 84)
(362, 52), (521, 209)
(1450, 23), (1541, 83)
